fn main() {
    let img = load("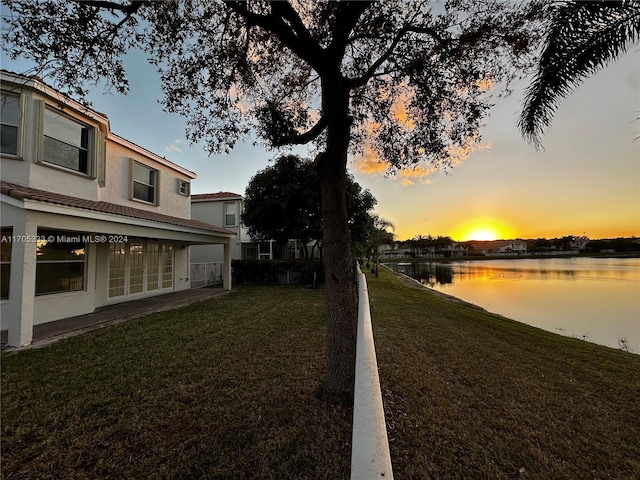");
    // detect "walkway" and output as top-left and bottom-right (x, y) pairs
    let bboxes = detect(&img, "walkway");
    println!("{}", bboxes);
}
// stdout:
(2, 288), (229, 350)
